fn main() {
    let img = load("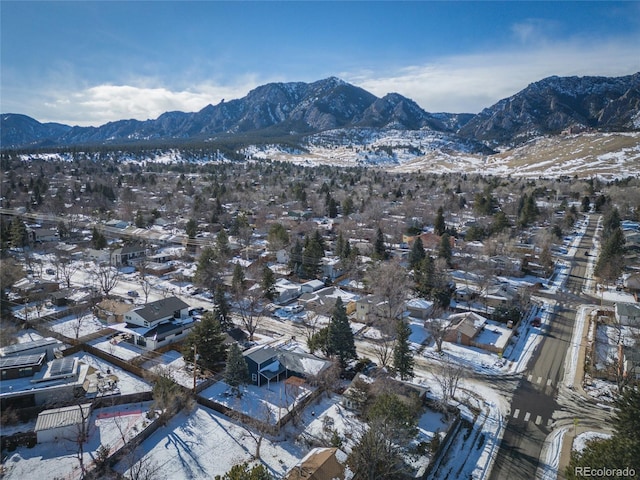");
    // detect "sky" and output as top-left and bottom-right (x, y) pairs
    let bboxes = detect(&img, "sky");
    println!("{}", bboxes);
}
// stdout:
(1, 1), (639, 127)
